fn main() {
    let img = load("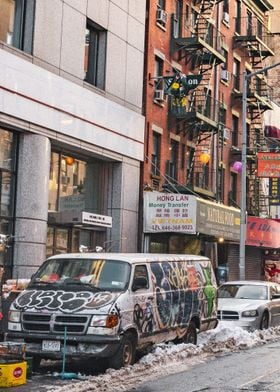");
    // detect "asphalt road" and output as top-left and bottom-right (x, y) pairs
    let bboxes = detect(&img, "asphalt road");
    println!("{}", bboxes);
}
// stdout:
(128, 341), (280, 392)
